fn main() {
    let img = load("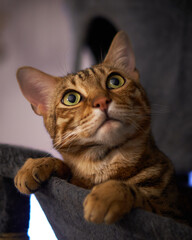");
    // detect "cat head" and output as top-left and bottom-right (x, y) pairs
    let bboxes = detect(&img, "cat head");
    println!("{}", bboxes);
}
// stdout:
(17, 31), (150, 155)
